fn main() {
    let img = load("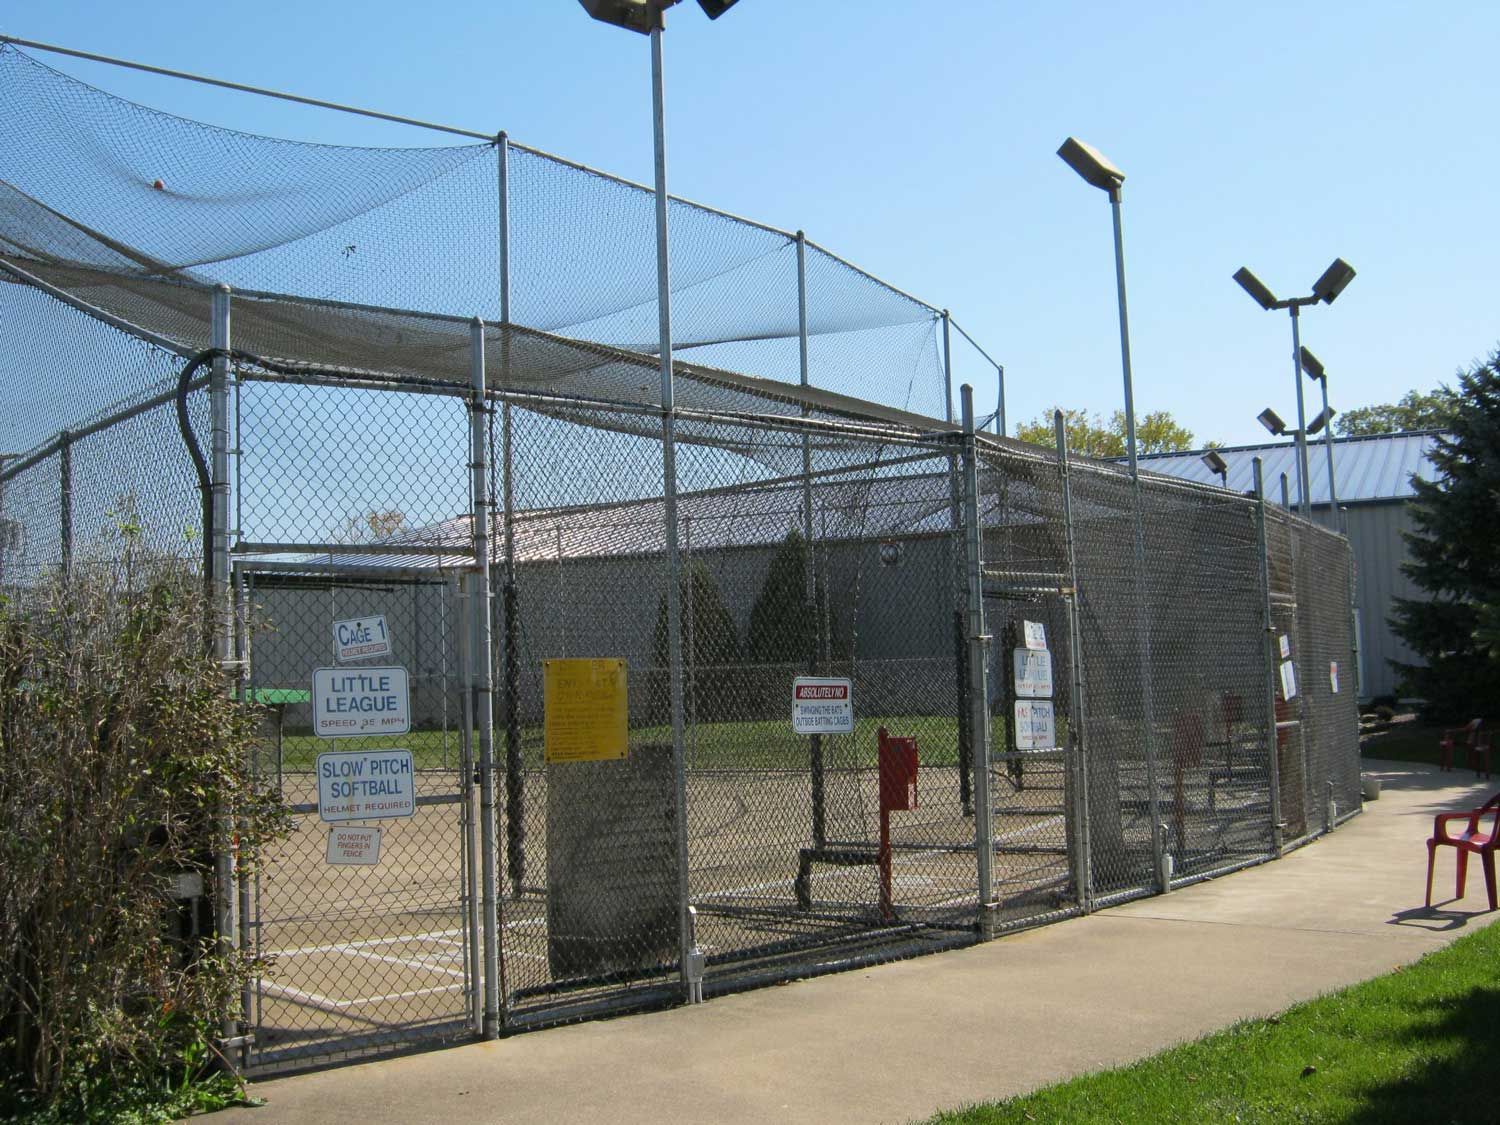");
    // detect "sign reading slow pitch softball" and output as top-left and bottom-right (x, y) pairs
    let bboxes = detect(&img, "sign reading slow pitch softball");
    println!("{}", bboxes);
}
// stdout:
(326, 825), (383, 864)
(1013, 699), (1056, 750)
(316, 750), (415, 822)
(543, 658), (628, 763)
(333, 614), (391, 663)
(312, 666), (410, 738)
(793, 677), (854, 734)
